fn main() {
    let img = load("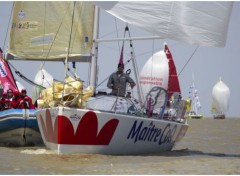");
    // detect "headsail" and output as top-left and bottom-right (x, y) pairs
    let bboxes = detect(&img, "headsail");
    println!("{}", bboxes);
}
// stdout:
(7, 1), (95, 61)
(139, 48), (169, 113)
(94, 1), (233, 47)
(212, 77), (230, 114)
(164, 42), (181, 103)
(0, 49), (18, 92)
